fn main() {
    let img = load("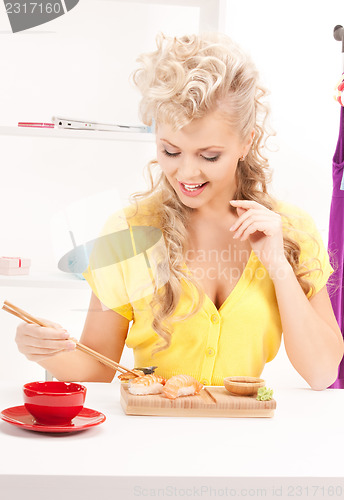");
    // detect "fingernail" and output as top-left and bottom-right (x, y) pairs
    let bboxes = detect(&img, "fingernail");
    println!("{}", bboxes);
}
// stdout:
(229, 225), (234, 231)
(67, 341), (76, 349)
